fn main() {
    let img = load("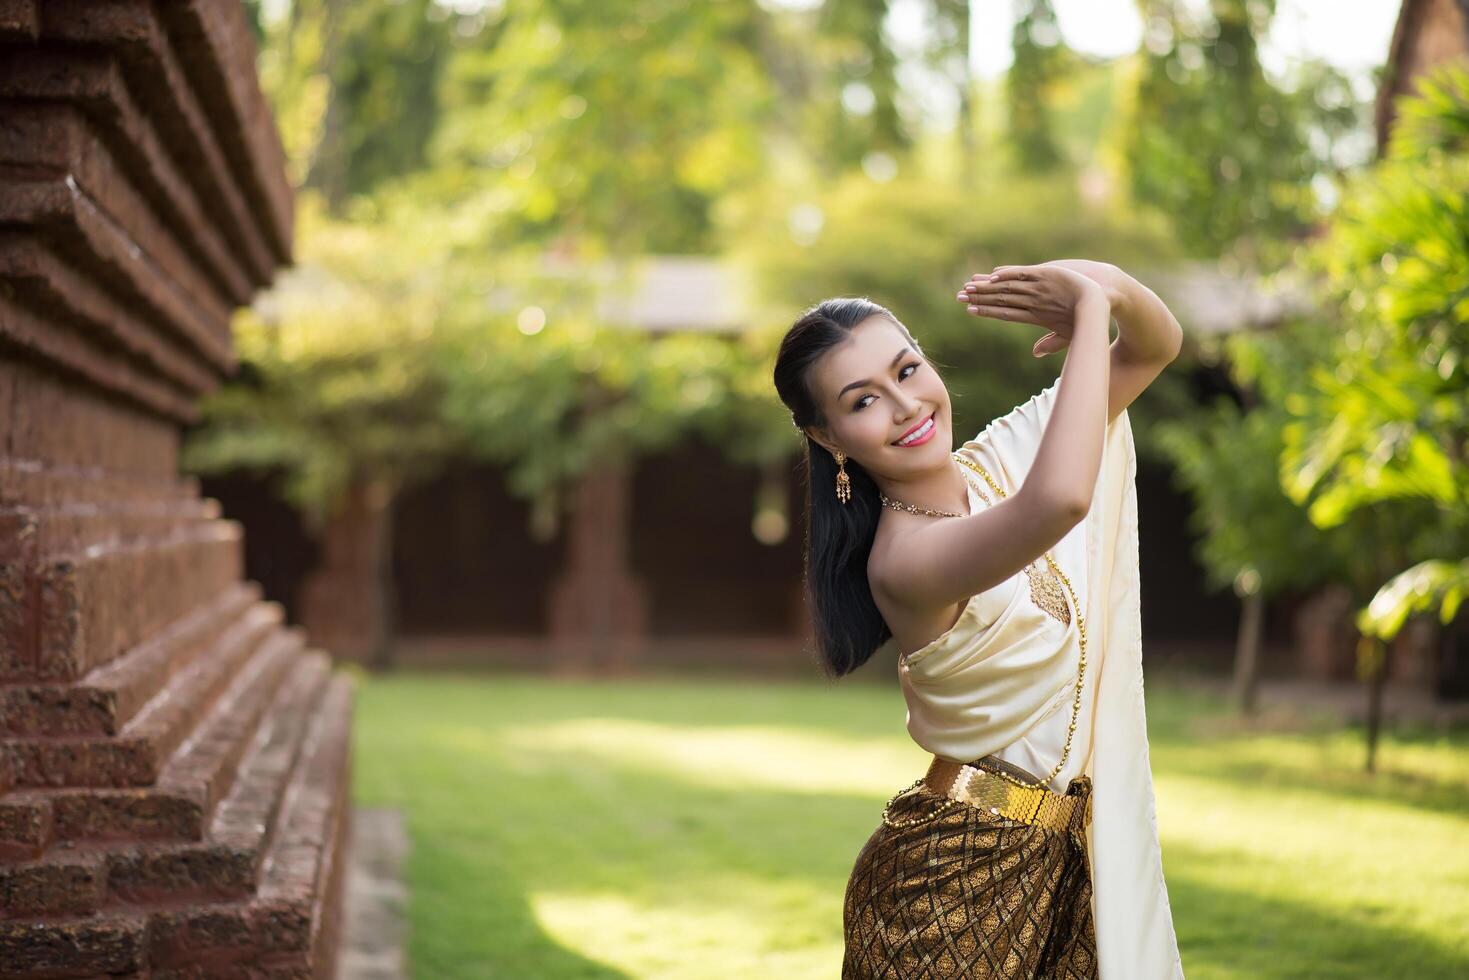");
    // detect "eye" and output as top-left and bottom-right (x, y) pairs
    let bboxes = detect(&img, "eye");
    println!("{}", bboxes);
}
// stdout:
(853, 362), (920, 411)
